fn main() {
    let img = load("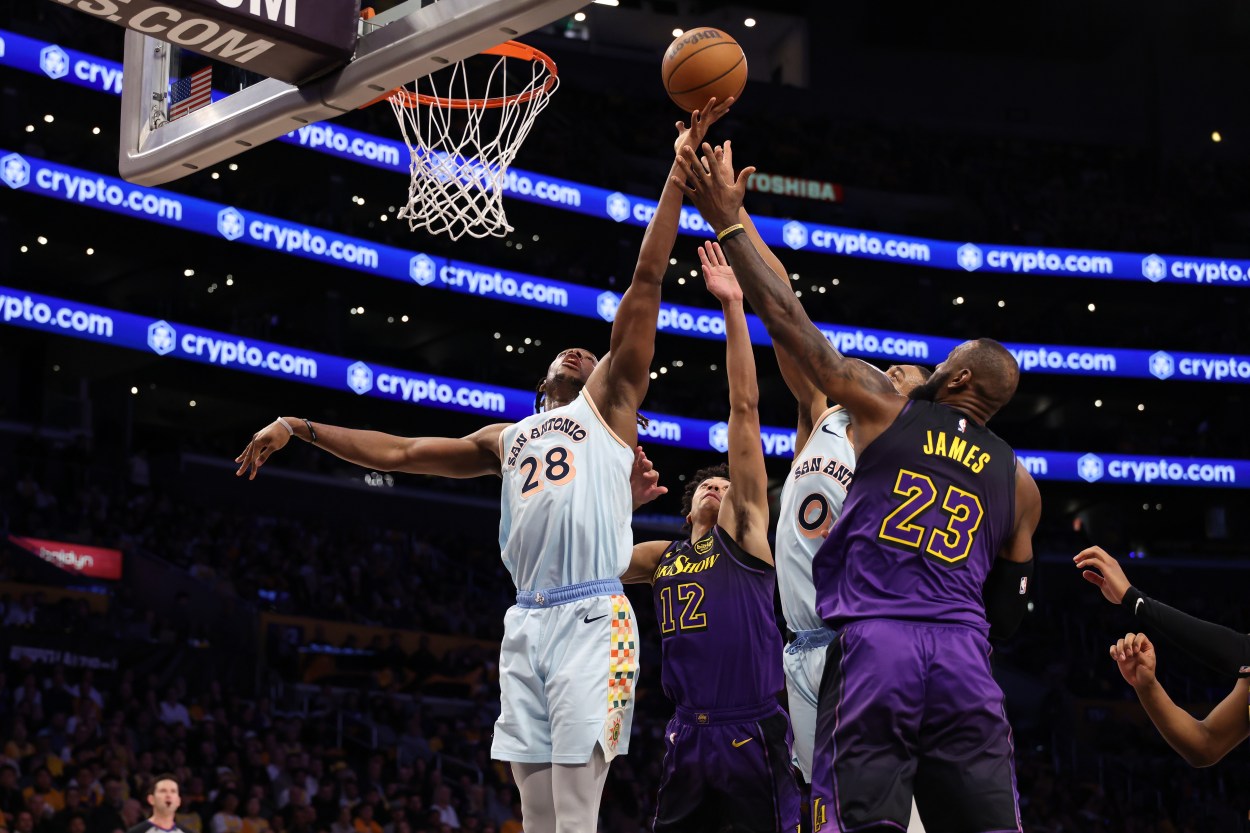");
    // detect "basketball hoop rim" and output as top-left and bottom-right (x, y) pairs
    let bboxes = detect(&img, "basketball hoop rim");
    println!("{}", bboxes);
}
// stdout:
(362, 41), (558, 111)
